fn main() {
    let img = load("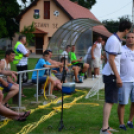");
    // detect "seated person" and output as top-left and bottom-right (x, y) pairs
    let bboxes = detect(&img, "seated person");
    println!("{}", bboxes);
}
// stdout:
(0, 90), (30, 121)
(0, 58), (19, 108)
(69, 45), (89, 82)
(32, 51), (62, 95)
(53, 57), (68, 83)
